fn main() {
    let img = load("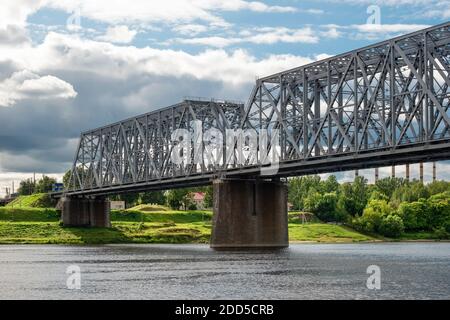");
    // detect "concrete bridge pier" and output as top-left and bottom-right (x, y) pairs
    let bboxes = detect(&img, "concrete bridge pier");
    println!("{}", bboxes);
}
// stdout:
(211, 179), (288, 249)
(60, 196), (111, 228)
